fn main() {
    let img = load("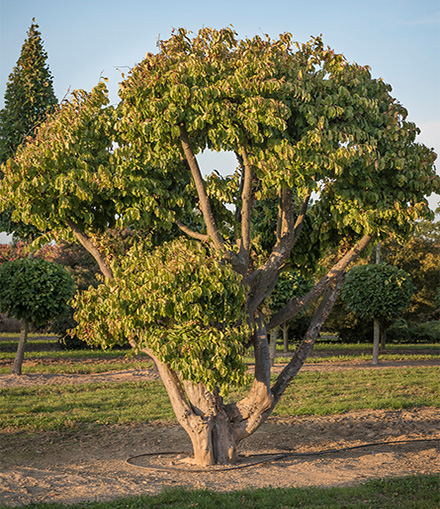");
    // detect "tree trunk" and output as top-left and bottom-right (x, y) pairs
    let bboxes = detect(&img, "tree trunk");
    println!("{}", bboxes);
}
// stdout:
(11, 320), (29, 375)
(372, 319), (380, 365)
(380, 322), (387, 351)
(269, 328), (277, 367)
(283, 323), (289, 353)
